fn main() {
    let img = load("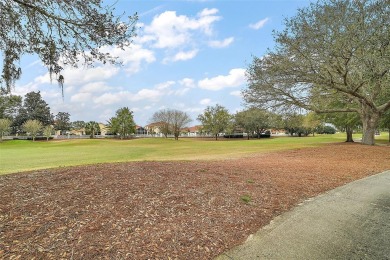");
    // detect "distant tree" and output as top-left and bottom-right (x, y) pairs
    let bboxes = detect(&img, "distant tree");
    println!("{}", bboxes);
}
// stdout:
(170, 110), (192, 140)
(0, 90), (22, 120)
(317, 125), (336, 135)
(22, 119), (42, 141)
(85, 121), (100, 139)
(43, 125), (53, 141)
(0, 1), (138, 93)
(281, 113), (305, 137)
(322, 112), (361, 142)
(244, 0), (390, 145)
(302, 112), (322, 137)
(223, 118), (236, 138)
(54, 112), (71, 134)
(71, 121), (86, 132)
(197, 104), (232, 140)
(0, 118), (12, 141)
(235, 108), (273, 139)
(150, 109), (192, 140)
(107, 107), (136, 139)
(150, 110), (172, 138)
(379, 110), (390, 142)
(13, 91), (53, 133)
